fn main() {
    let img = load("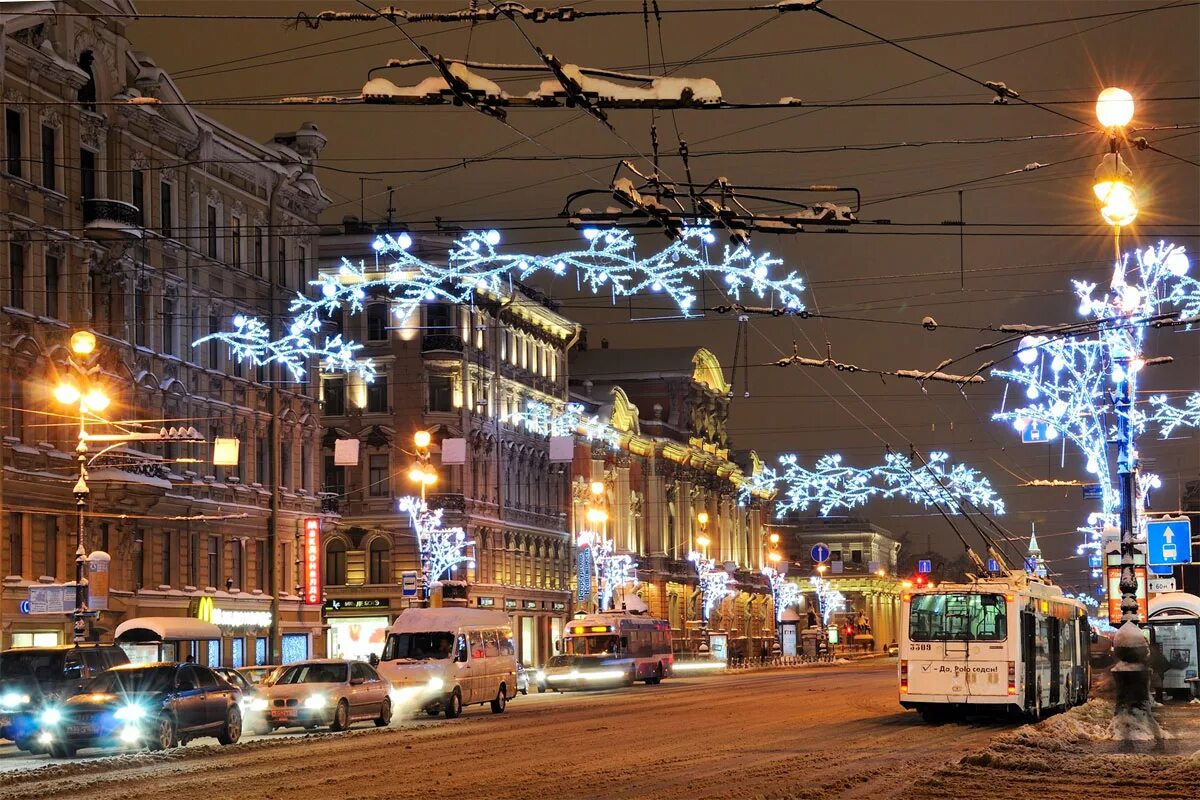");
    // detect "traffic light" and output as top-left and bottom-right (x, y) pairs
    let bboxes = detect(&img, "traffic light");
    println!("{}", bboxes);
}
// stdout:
(913, 573), (928, 588)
